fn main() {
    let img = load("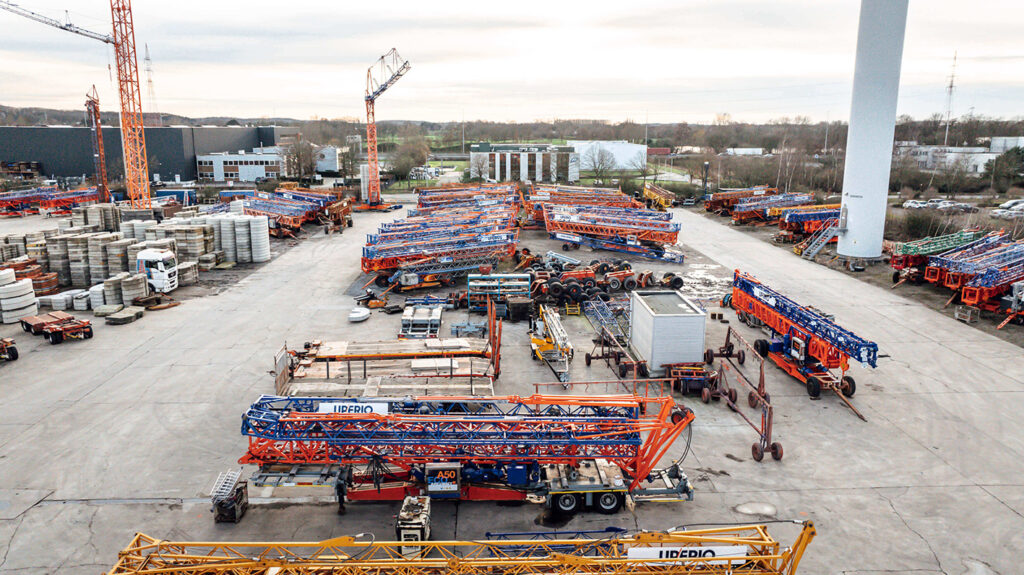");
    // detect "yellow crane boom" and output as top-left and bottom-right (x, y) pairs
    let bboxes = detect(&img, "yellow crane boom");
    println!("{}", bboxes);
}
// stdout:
(107, 522), (816, 575)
